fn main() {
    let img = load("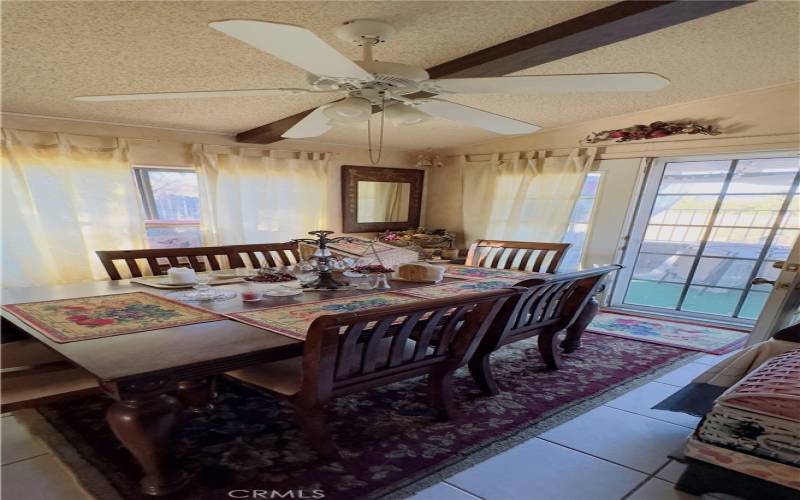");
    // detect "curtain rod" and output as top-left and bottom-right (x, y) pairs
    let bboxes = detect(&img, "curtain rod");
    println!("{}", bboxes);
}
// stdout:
(458, 146), (598, 163)
(0, 125), (333, 157)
